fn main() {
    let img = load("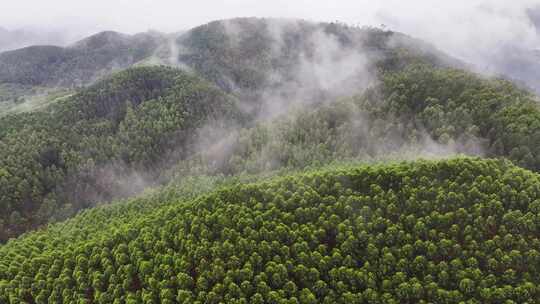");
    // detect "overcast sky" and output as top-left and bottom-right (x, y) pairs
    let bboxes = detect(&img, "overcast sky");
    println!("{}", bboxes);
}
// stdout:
(2, 0), (539, 66)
